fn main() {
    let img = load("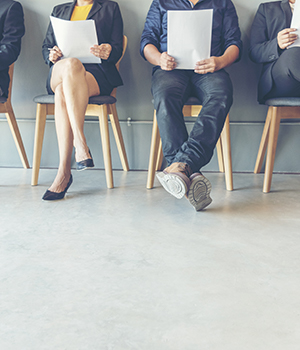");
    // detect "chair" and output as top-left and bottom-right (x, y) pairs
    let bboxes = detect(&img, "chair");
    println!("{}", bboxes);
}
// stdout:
(254, 97), (300, 193)
(147, 97), (233, 191)
(0, 64), (29, 168)
(31, 36), (129, 188)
